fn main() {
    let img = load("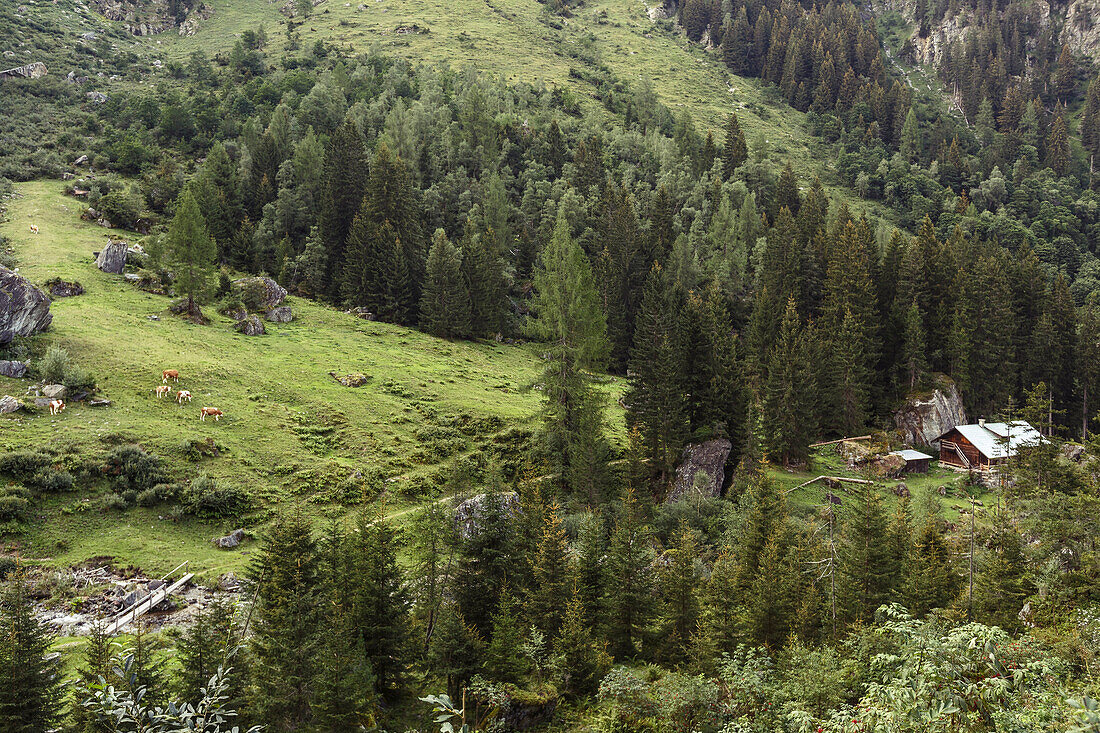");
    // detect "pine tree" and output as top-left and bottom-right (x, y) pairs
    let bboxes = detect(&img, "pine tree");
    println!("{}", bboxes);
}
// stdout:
(0, 579), (62, 732)
(722, 112), (749, 180)
(426, 602), (485, 700)
(596, 183), (647, 371)
(164, 187), (217, 318)
(311, 627), (377, 731)
(247, 510), (320, 729)
(627, 264), (689, 483)
(973, 509), (1031, 631)
(761, 298), (818, 466)
(191, 142), (243, 262)
(693, 547), (739, 667)
(1078, 294), (1100, 438)
(529, 210), (613, 501)
(174, 598), (245, 709)
(72, 622), (113, 732)
(899, 106), (920, 162)
(906, 519), (960, 616)
(900, 297), (928, 391)
(420, 229), (472, 338)
(484, 591), (527, 683)
(604, 486), (655, 658)
(836, 488), (899, 626)
(460, 225), (507, 338)
(831, 307), (872, 436)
